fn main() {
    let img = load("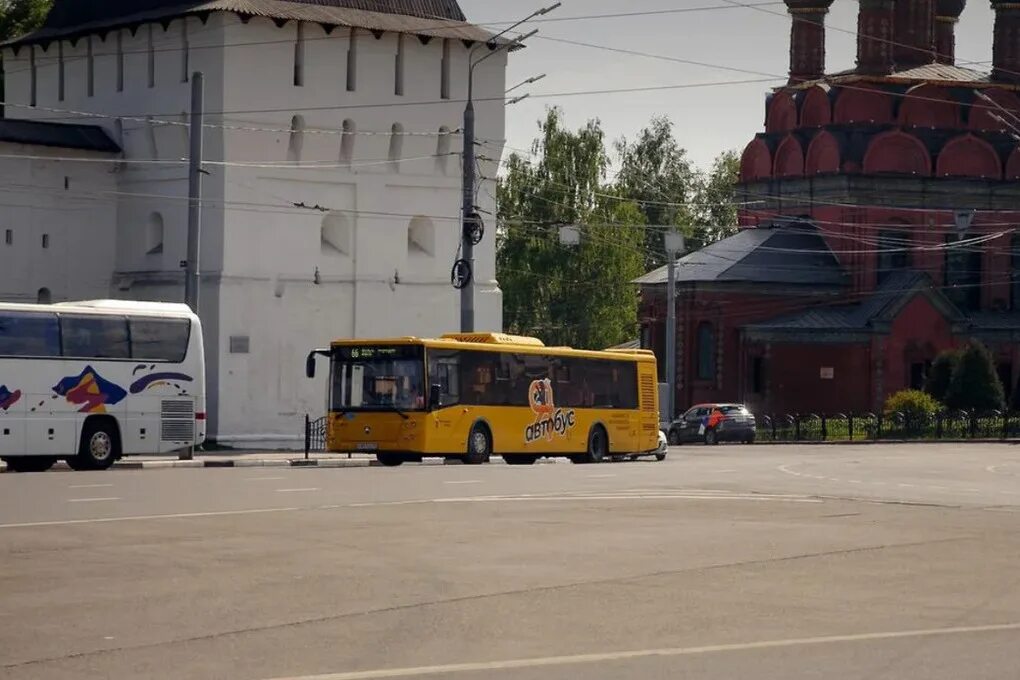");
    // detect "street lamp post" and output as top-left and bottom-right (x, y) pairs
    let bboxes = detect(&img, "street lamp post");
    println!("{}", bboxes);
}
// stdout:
(458, 4), (560, 333)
